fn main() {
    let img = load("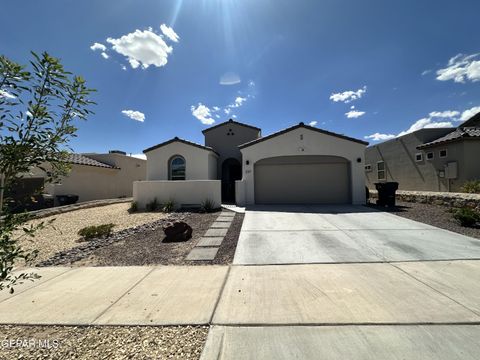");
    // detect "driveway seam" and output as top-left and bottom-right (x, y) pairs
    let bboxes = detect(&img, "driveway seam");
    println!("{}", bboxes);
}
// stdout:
(0, 267), (73, 304)
(231, 258), (480, 266)
(211, 321), (480, 327)
(389, 263), (480, 318)
(90, 267), (156, 324)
